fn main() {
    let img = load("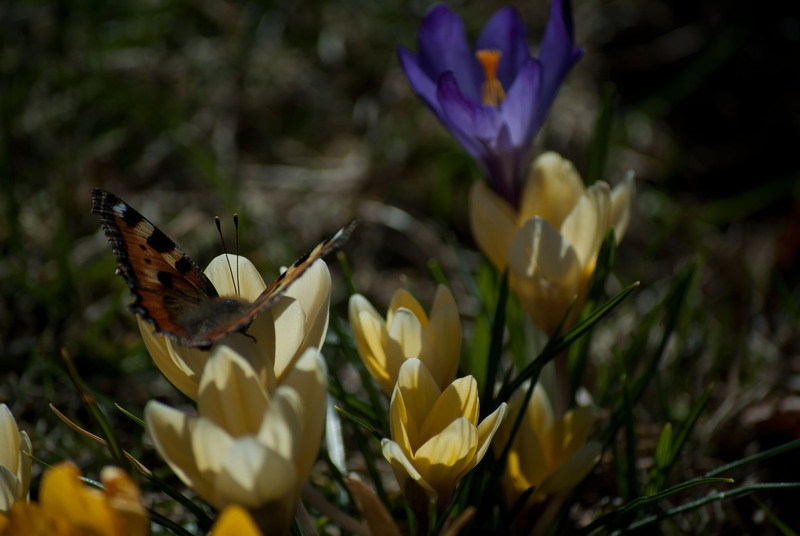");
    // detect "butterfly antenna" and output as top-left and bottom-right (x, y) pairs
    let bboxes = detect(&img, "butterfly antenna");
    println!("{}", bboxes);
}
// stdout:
(233, 213), (240, 296)
(216, 216), (238, 295)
